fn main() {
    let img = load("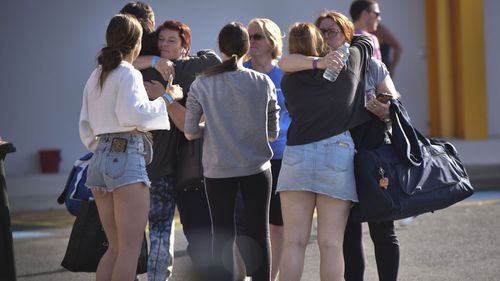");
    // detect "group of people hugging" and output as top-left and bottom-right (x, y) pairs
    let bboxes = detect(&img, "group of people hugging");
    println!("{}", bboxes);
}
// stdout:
(79, 0), (402, 280)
